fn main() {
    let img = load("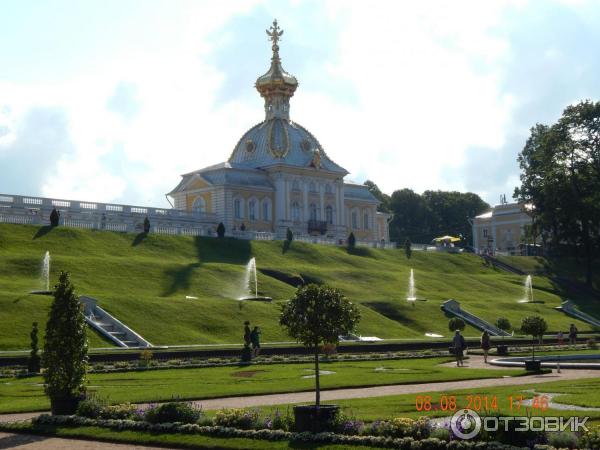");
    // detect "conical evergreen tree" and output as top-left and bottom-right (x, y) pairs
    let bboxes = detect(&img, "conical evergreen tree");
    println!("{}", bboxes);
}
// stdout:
(42, 272), (88, 404)
(28, 322), (40, 373)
